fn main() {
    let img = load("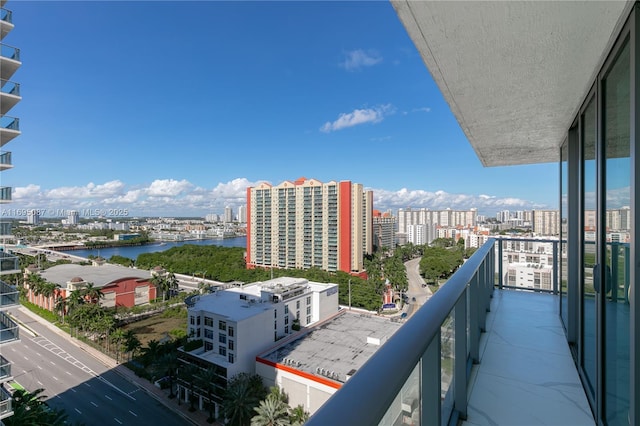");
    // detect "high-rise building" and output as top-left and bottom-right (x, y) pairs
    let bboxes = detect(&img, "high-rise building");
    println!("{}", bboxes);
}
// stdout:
(237, 205), (247, 223)
(246, 177), (373, 274)
(373, 210), (395, 250)
(67, 210), (79, 225)
(532, 209), (559, 236)
(26, 209), (39, 225)
(224, 206), (233, 223)
(0, 0), (21, 419)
